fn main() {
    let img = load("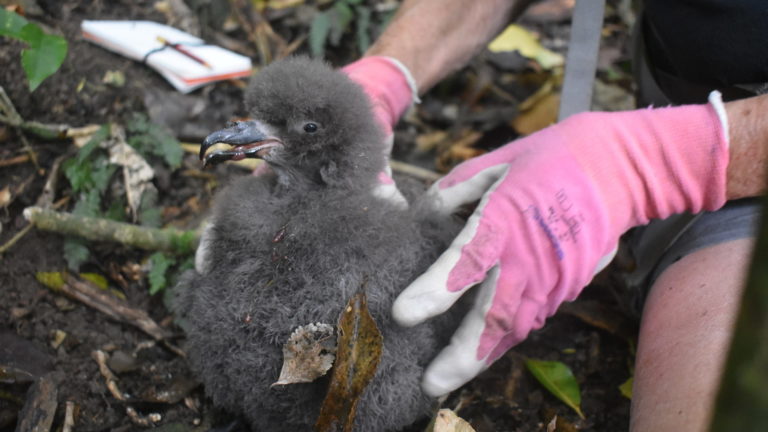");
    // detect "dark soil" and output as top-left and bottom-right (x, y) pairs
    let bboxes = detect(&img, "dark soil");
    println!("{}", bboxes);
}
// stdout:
(1, 1), (636, 431)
